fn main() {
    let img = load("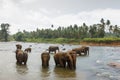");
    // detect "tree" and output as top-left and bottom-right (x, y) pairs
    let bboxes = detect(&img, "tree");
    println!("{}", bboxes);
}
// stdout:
(14, 31), (25, 41)
(106, 20), (111, 33)
(0, 23), (10, 41)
